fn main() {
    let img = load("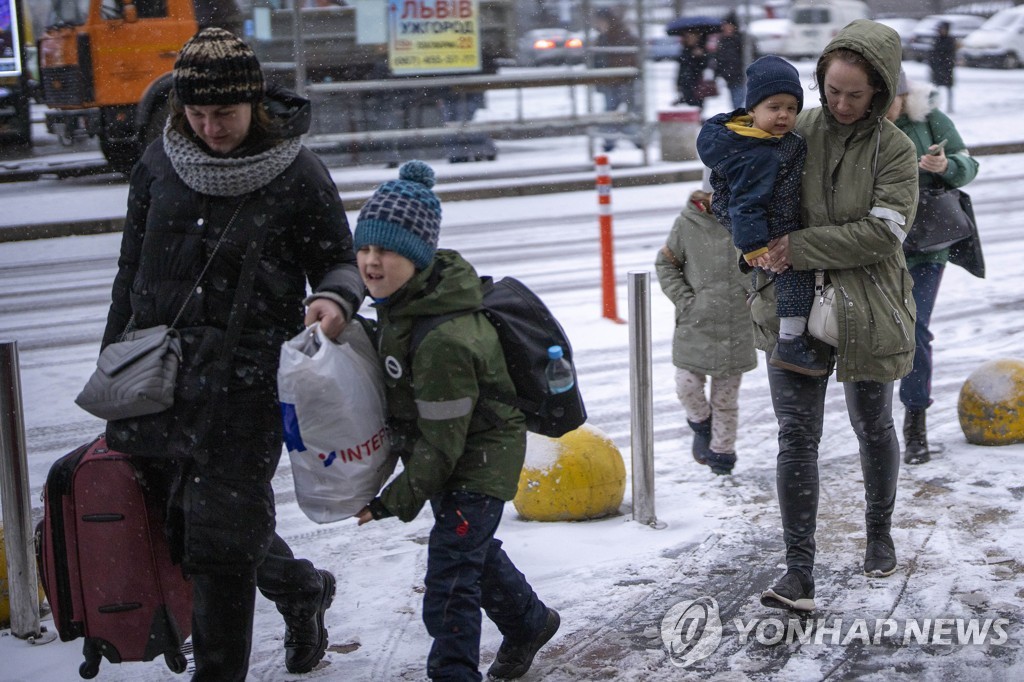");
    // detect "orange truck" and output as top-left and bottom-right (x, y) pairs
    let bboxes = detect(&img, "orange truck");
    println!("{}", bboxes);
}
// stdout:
(38, 0), (516, 171)
(39, 0), (200, 170)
